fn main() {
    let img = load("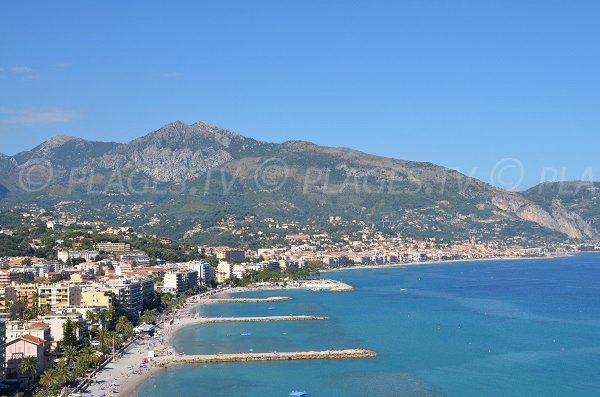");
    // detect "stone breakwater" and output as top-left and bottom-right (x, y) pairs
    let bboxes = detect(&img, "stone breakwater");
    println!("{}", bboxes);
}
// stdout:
(300, 279), (355, 292)
(162, 349), (377, 364)
(193, 315), (328, 324)
(205, 296), (293, 303)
